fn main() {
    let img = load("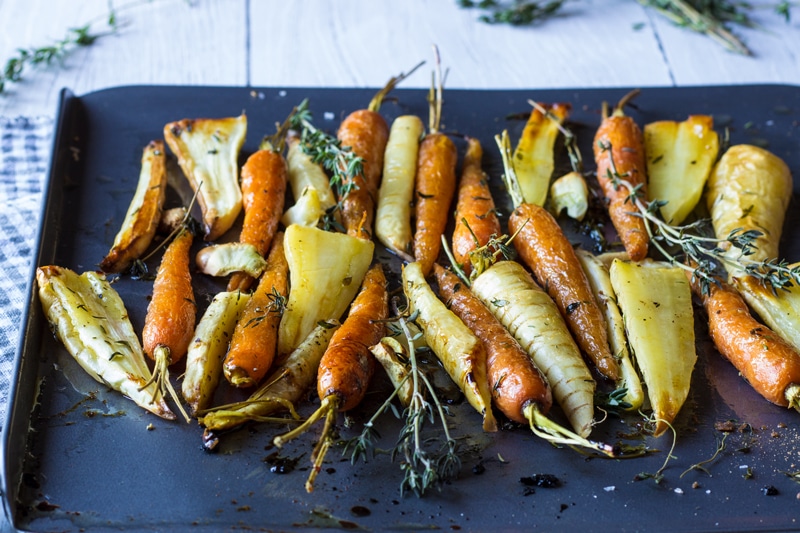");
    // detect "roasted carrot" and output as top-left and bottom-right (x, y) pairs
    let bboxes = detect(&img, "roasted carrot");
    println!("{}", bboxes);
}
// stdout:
(337, 108), (389, 239)
(228, 125), (289, 292)
(451, 137), (501, 277)
(470, 260), (596, 438)
(434, 264), (551, 423)
(695, 279), (800, 410)
(141, 228), (195, 422)
(508, 203), (619, 382)
(335, 65), (423, 239)
(224, 232), (288, 388)
(592, 89), (649, 262)
(274, 263), (388, 492)
(496, 130), (619, 382)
